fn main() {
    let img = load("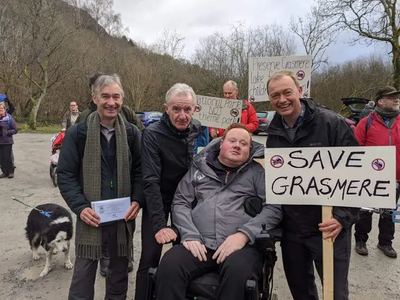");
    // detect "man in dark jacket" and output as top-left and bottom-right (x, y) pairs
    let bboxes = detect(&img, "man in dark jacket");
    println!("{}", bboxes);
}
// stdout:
(57, 74), (143, 299)
(155, 123), (282, 300)
(266, 70), (359, 300)
(134, 83), (201, 300)
(77, 72), (144, 132)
